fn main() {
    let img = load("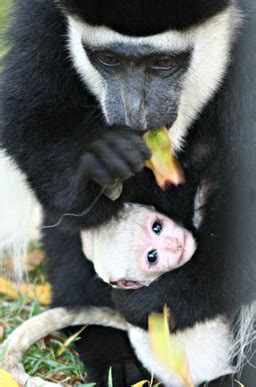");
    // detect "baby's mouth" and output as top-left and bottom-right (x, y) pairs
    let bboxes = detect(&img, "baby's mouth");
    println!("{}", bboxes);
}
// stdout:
(110, 279), (149, 290)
